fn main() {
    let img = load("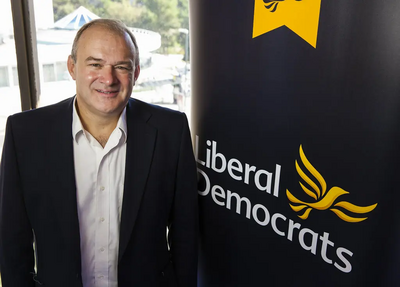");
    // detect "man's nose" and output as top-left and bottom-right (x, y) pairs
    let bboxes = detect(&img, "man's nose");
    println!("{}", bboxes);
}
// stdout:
(99, 66), (118, 85)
